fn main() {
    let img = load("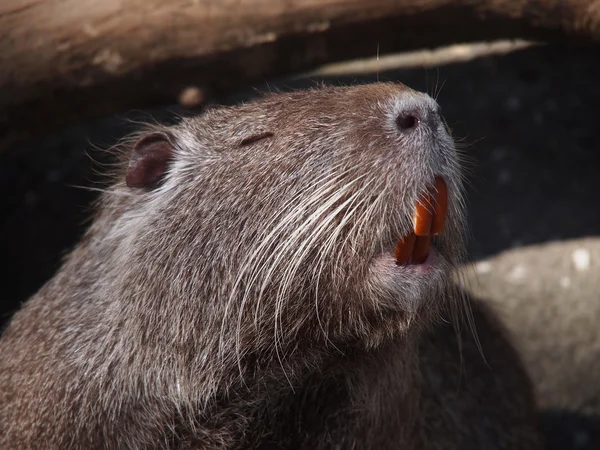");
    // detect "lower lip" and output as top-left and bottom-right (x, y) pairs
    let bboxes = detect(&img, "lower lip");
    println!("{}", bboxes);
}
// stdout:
(369, 248), (441, 290)
(401, 248), (436, 274)
(372, 247), (438, 276)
